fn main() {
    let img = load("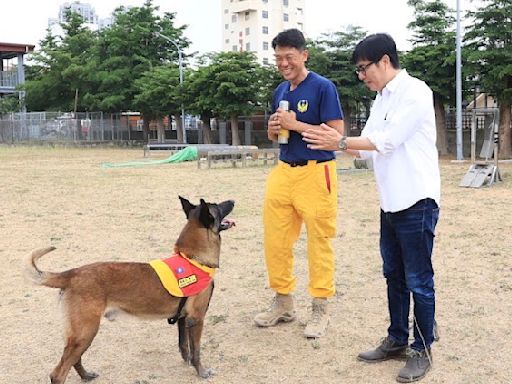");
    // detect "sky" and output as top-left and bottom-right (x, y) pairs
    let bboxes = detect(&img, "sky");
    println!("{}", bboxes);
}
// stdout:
(1, 0), (477, 55)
